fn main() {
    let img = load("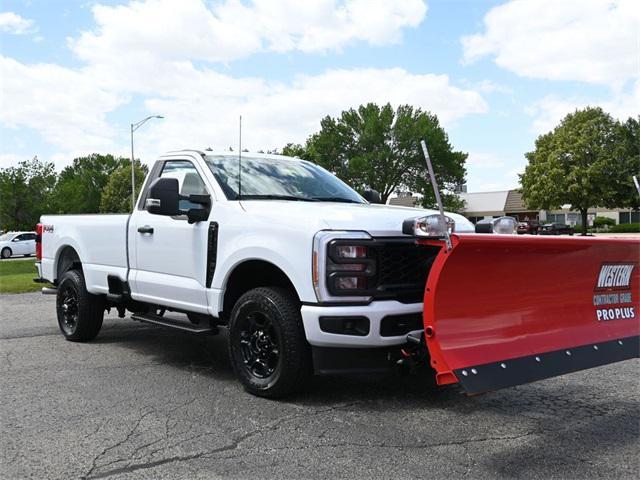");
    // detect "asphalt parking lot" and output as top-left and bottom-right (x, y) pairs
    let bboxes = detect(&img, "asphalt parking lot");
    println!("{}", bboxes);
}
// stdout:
(1, 293), (638, 479)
